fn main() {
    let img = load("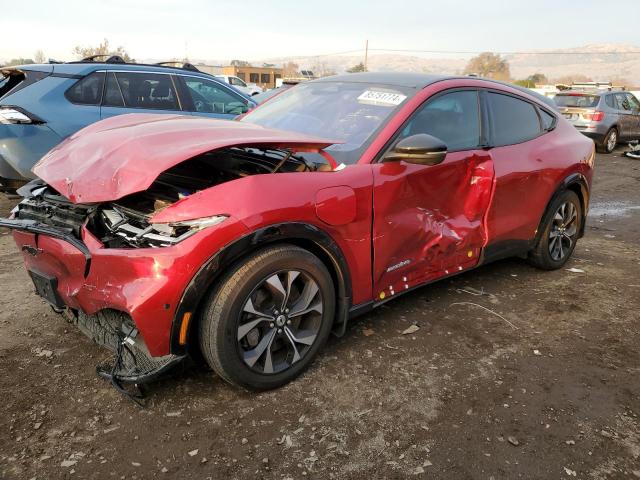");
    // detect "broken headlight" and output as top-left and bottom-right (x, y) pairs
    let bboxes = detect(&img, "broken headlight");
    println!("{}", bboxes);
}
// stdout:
(101, 208), (227, 248)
